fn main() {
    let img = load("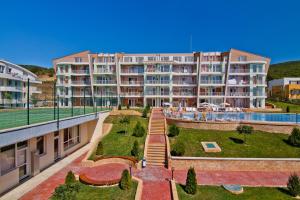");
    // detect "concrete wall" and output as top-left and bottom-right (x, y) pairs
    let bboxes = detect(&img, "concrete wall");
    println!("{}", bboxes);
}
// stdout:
(167, 118), (299, 134)
(0, 168), (19, 194)
(171, 157), (300, 172)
